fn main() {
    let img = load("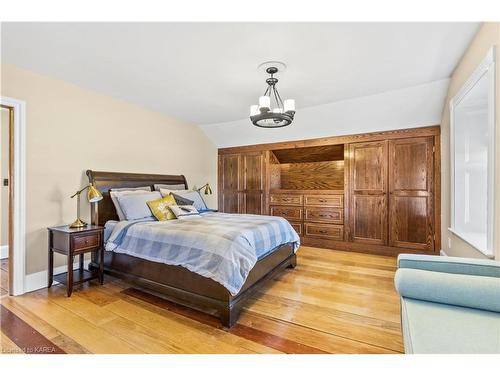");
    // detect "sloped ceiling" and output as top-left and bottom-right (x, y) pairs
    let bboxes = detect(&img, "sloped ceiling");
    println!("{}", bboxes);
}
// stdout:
(1, 22), (479, 127)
